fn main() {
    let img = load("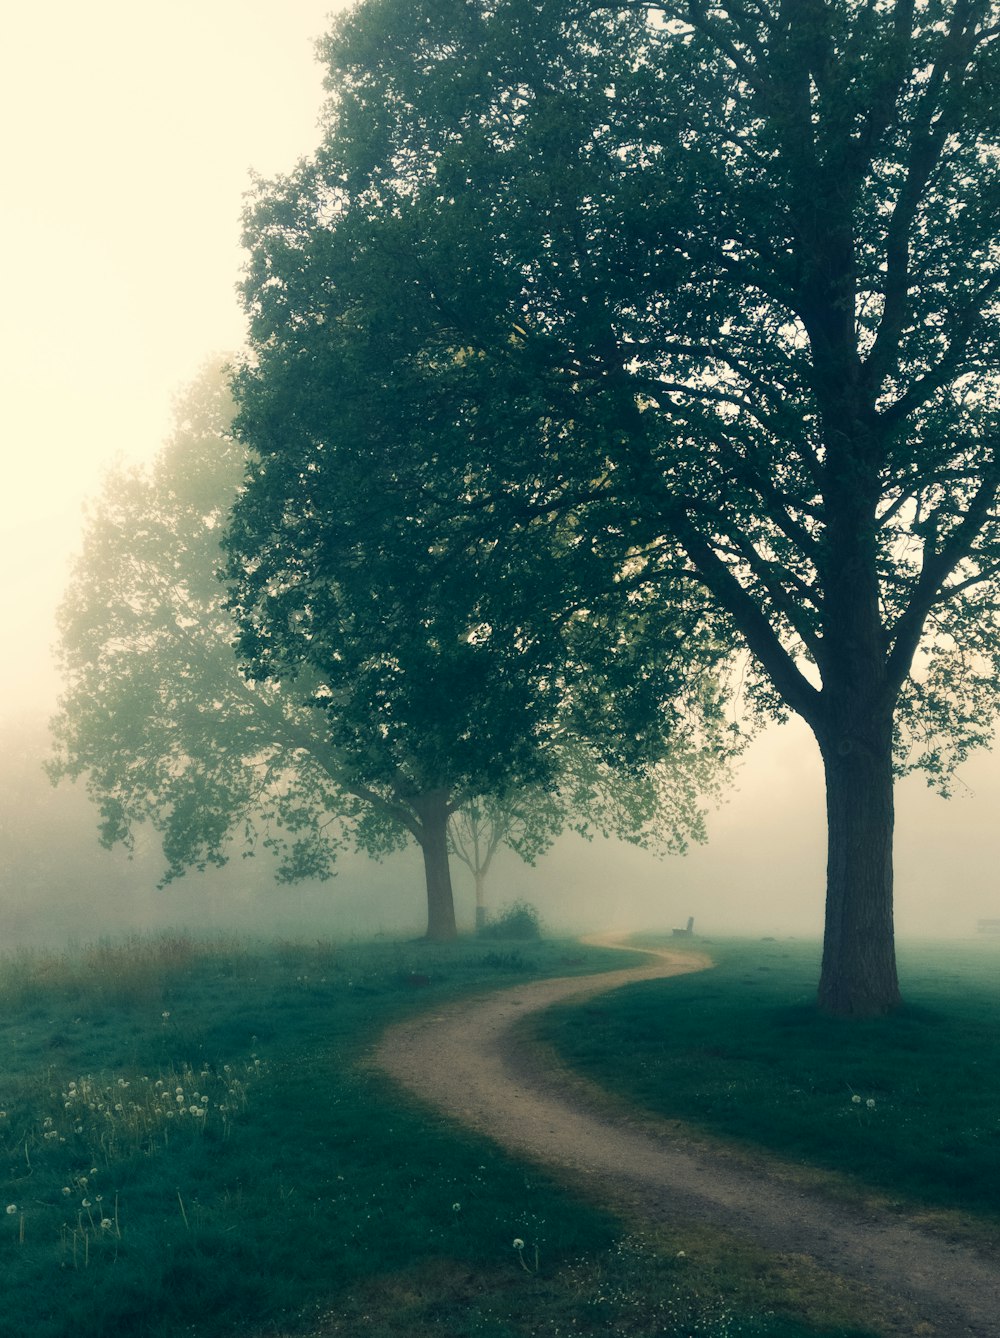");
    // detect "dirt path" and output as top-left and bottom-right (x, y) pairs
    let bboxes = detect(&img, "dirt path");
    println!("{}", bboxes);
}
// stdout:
(375, 935), (1000, 1337)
